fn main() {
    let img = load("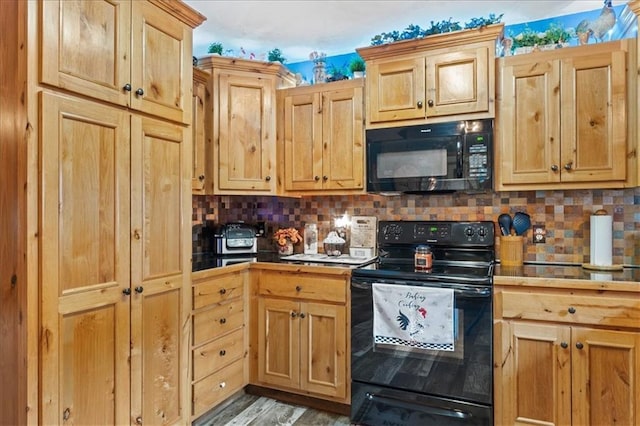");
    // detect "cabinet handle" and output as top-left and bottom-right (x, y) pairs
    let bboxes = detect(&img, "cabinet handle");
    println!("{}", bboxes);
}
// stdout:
(134, 286), (143, 294)
(219, 318), (226, 324)
(199, 175), (205, 181)
(219, 349), (226, 356)
(550, 165), (559, 172)
(291, 311), (298, 318)
(295, 285), (302, 292)
(219, 288), (227, 295)
(123, 83), (132, 92)
(417, 100), (423, 109)
(564, 162), (573, 171)
(135, 88), (144, 97)
(314, 176), (320, 181)
(560, 342), (568, 349)
(427, 99), (434, 107)
(265, 175), (271, 182)
(122, 288), (131, 296)
(322, 175), (328, 181)
(219, 381), (226, 389)
(299, 312), (306, 319)
(135, 417), (142, 425)
(576, 342), (584, 350)
(568, 307), (576, 314)
(133, 229), (141, 240)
